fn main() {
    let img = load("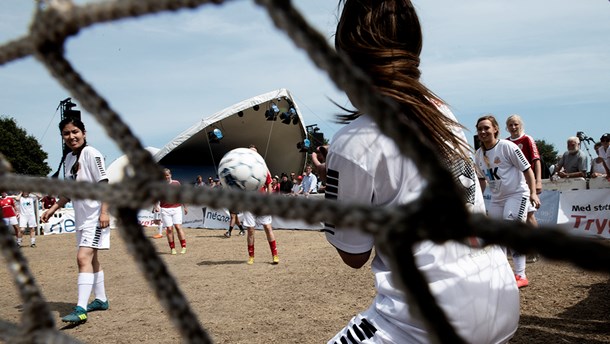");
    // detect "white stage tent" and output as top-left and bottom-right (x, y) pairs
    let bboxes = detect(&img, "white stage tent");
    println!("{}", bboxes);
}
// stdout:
(153, 88), (308, 184)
